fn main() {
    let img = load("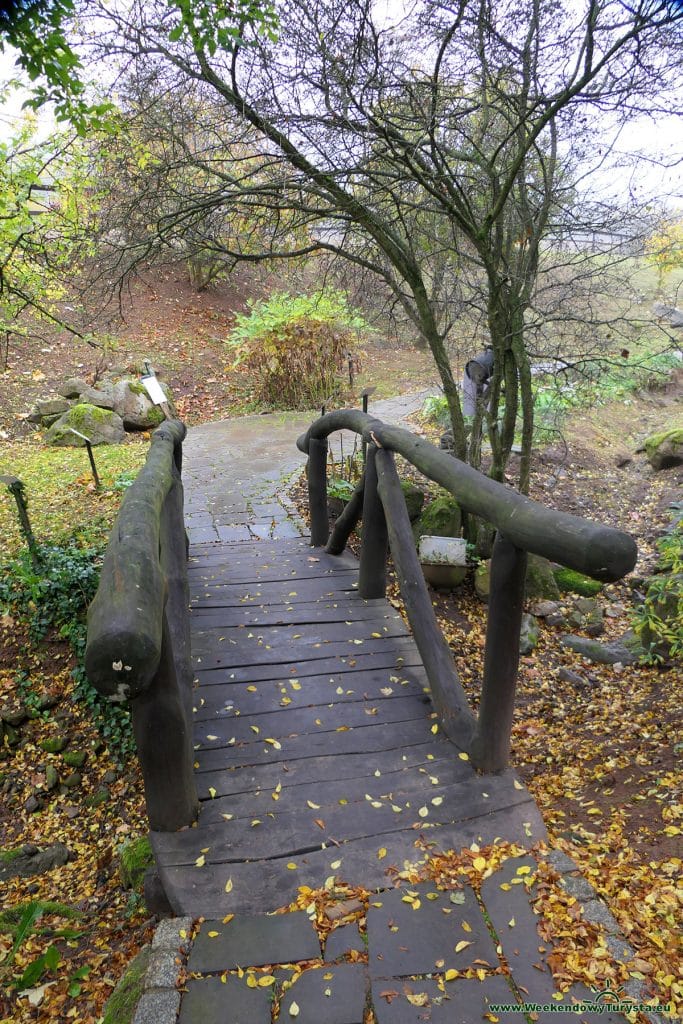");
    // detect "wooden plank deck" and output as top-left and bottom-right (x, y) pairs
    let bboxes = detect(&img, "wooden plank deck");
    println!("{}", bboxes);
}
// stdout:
(151, 537), (546, 915)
